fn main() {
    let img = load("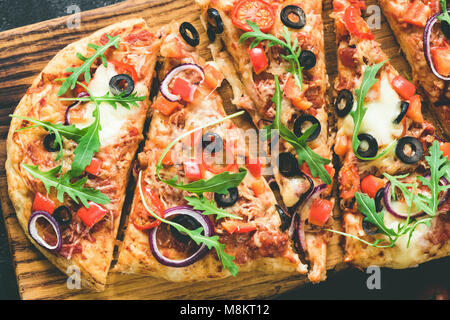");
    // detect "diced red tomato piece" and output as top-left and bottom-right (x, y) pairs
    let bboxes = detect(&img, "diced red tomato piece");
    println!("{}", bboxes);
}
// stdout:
(402, 0), (431, 27)
(431, 45), (450, 77)
(248, 46), (268, 75)
(334, 135), (350, 157)
(251, 180), (266, 196)
(222, 220), (257, 234)
(391, 75), (416, 100)
(109, 60), (138, 83)
(77, 202), (108, 228)
(361, 175), (385, 198)
(309, 198), (333, 227)
(152, 95), (183, 116)
(32, 192), (55, 214)
(203, 64), (224, 89)
(440, 142), (450, 159)
(284, 76), (312, 110)
(183, 160), (204, 181)
(171, 77), (197, 102)
(246, 157), (262, 178)
(343, 5), (374, 40)
(85, 157), (101, 176)
(132, 188), (165, 231)
(406, 94), (424, 123)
